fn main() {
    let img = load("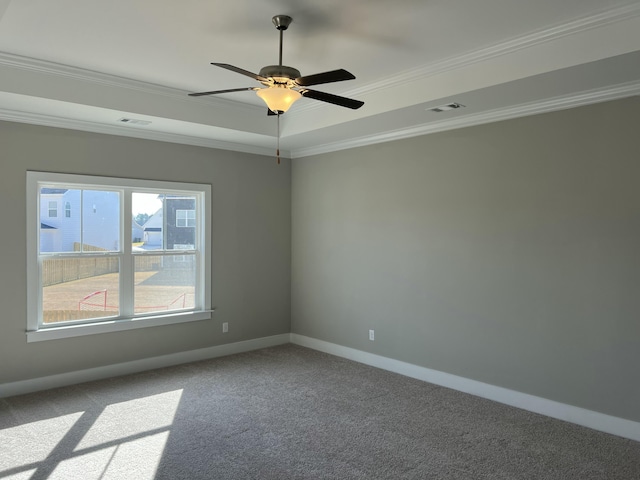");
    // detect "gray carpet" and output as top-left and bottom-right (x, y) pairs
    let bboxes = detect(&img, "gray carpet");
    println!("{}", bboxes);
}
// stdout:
(1, 344), (639, 479)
